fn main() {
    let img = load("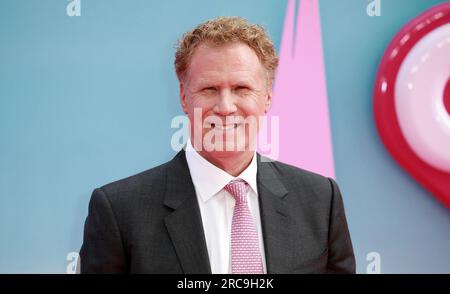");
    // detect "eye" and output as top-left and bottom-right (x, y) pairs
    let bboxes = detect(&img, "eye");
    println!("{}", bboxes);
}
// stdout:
(235, 86), (251, 95)
(202, 87), (217, 92)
